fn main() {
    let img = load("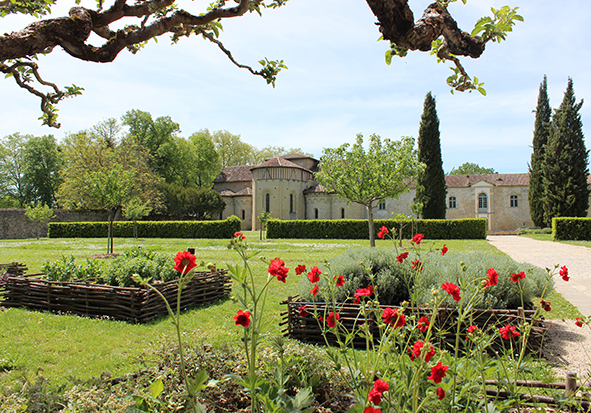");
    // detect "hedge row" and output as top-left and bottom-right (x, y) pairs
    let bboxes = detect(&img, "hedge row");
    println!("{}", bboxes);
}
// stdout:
(48, 216), (242, 239)
(266, 218), (487, 240)
(552, 217), (591, 241)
